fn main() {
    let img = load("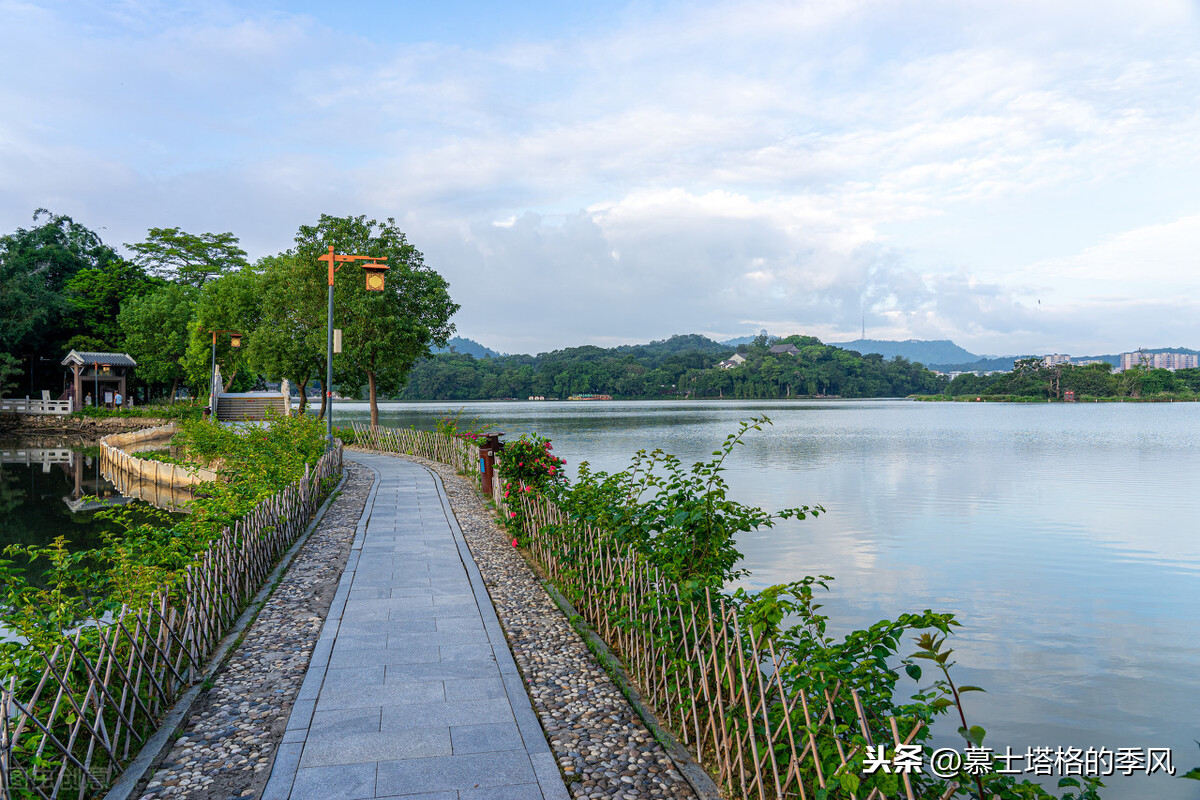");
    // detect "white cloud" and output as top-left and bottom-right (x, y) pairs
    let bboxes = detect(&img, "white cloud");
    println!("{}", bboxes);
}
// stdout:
(2, 0), (1199, 354)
